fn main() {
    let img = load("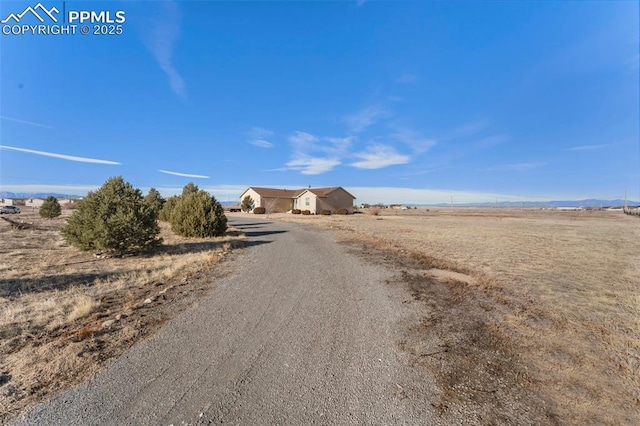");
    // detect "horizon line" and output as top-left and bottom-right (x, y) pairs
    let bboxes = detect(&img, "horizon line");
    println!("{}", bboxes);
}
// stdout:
(0, 183), (636, 205)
